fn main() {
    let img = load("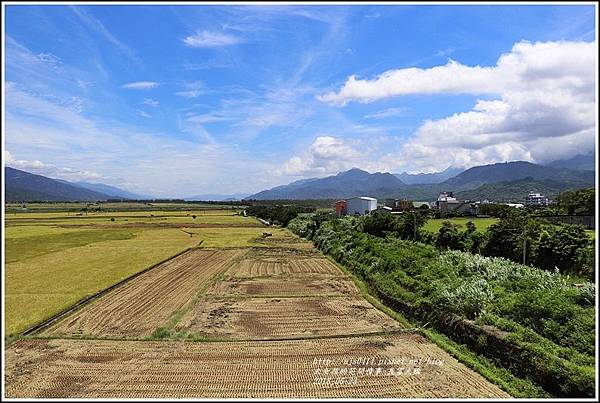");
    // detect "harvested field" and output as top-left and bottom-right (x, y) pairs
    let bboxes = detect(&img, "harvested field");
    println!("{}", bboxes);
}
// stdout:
(41, 249), (246, 338)
(5, 336), (510, 398)
(176, 296), (402, 340)
(207, 276), (359, 297)
(57, 222), (264, 229)
(252, 234), (316, 250)
(230, 256), (341, 277)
